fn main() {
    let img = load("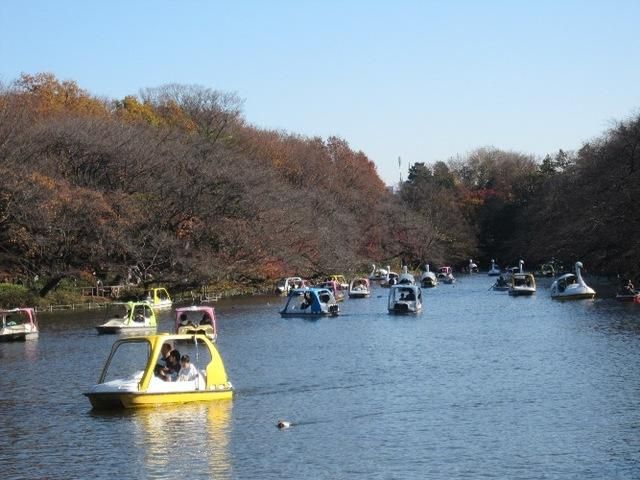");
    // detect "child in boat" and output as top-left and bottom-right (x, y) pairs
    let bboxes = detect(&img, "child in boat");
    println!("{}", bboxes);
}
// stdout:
(178, 354), (198, 381)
